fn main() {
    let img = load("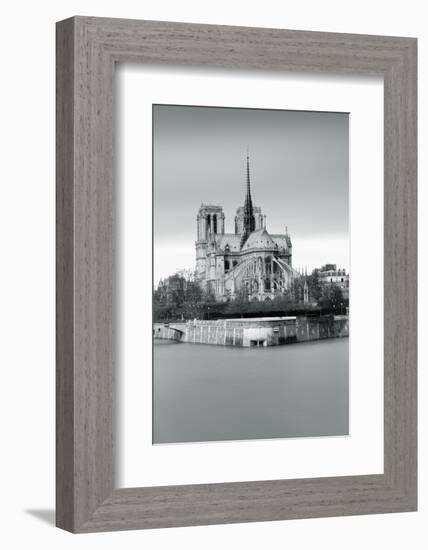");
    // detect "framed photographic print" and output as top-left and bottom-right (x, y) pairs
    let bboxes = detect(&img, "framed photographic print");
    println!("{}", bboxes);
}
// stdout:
(56, 17), (417, 532)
